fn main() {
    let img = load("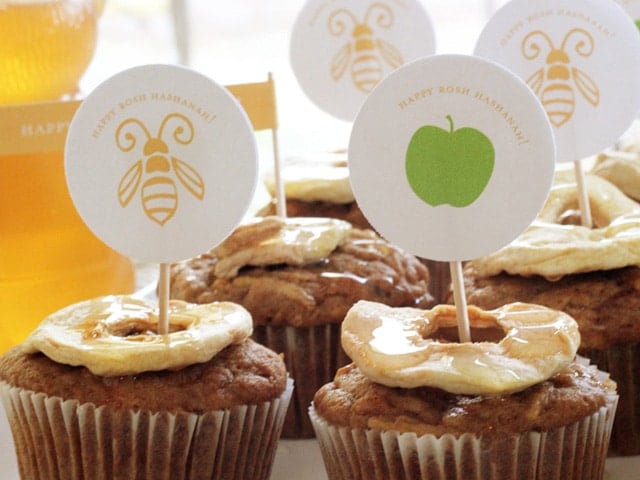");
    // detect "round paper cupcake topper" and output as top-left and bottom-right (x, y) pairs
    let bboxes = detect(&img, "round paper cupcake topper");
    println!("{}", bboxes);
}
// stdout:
(65, 64), (258, 264)
(348, 54), (556, 262)
(290, 0), (435, 122)
(475, 0), (640, 162)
